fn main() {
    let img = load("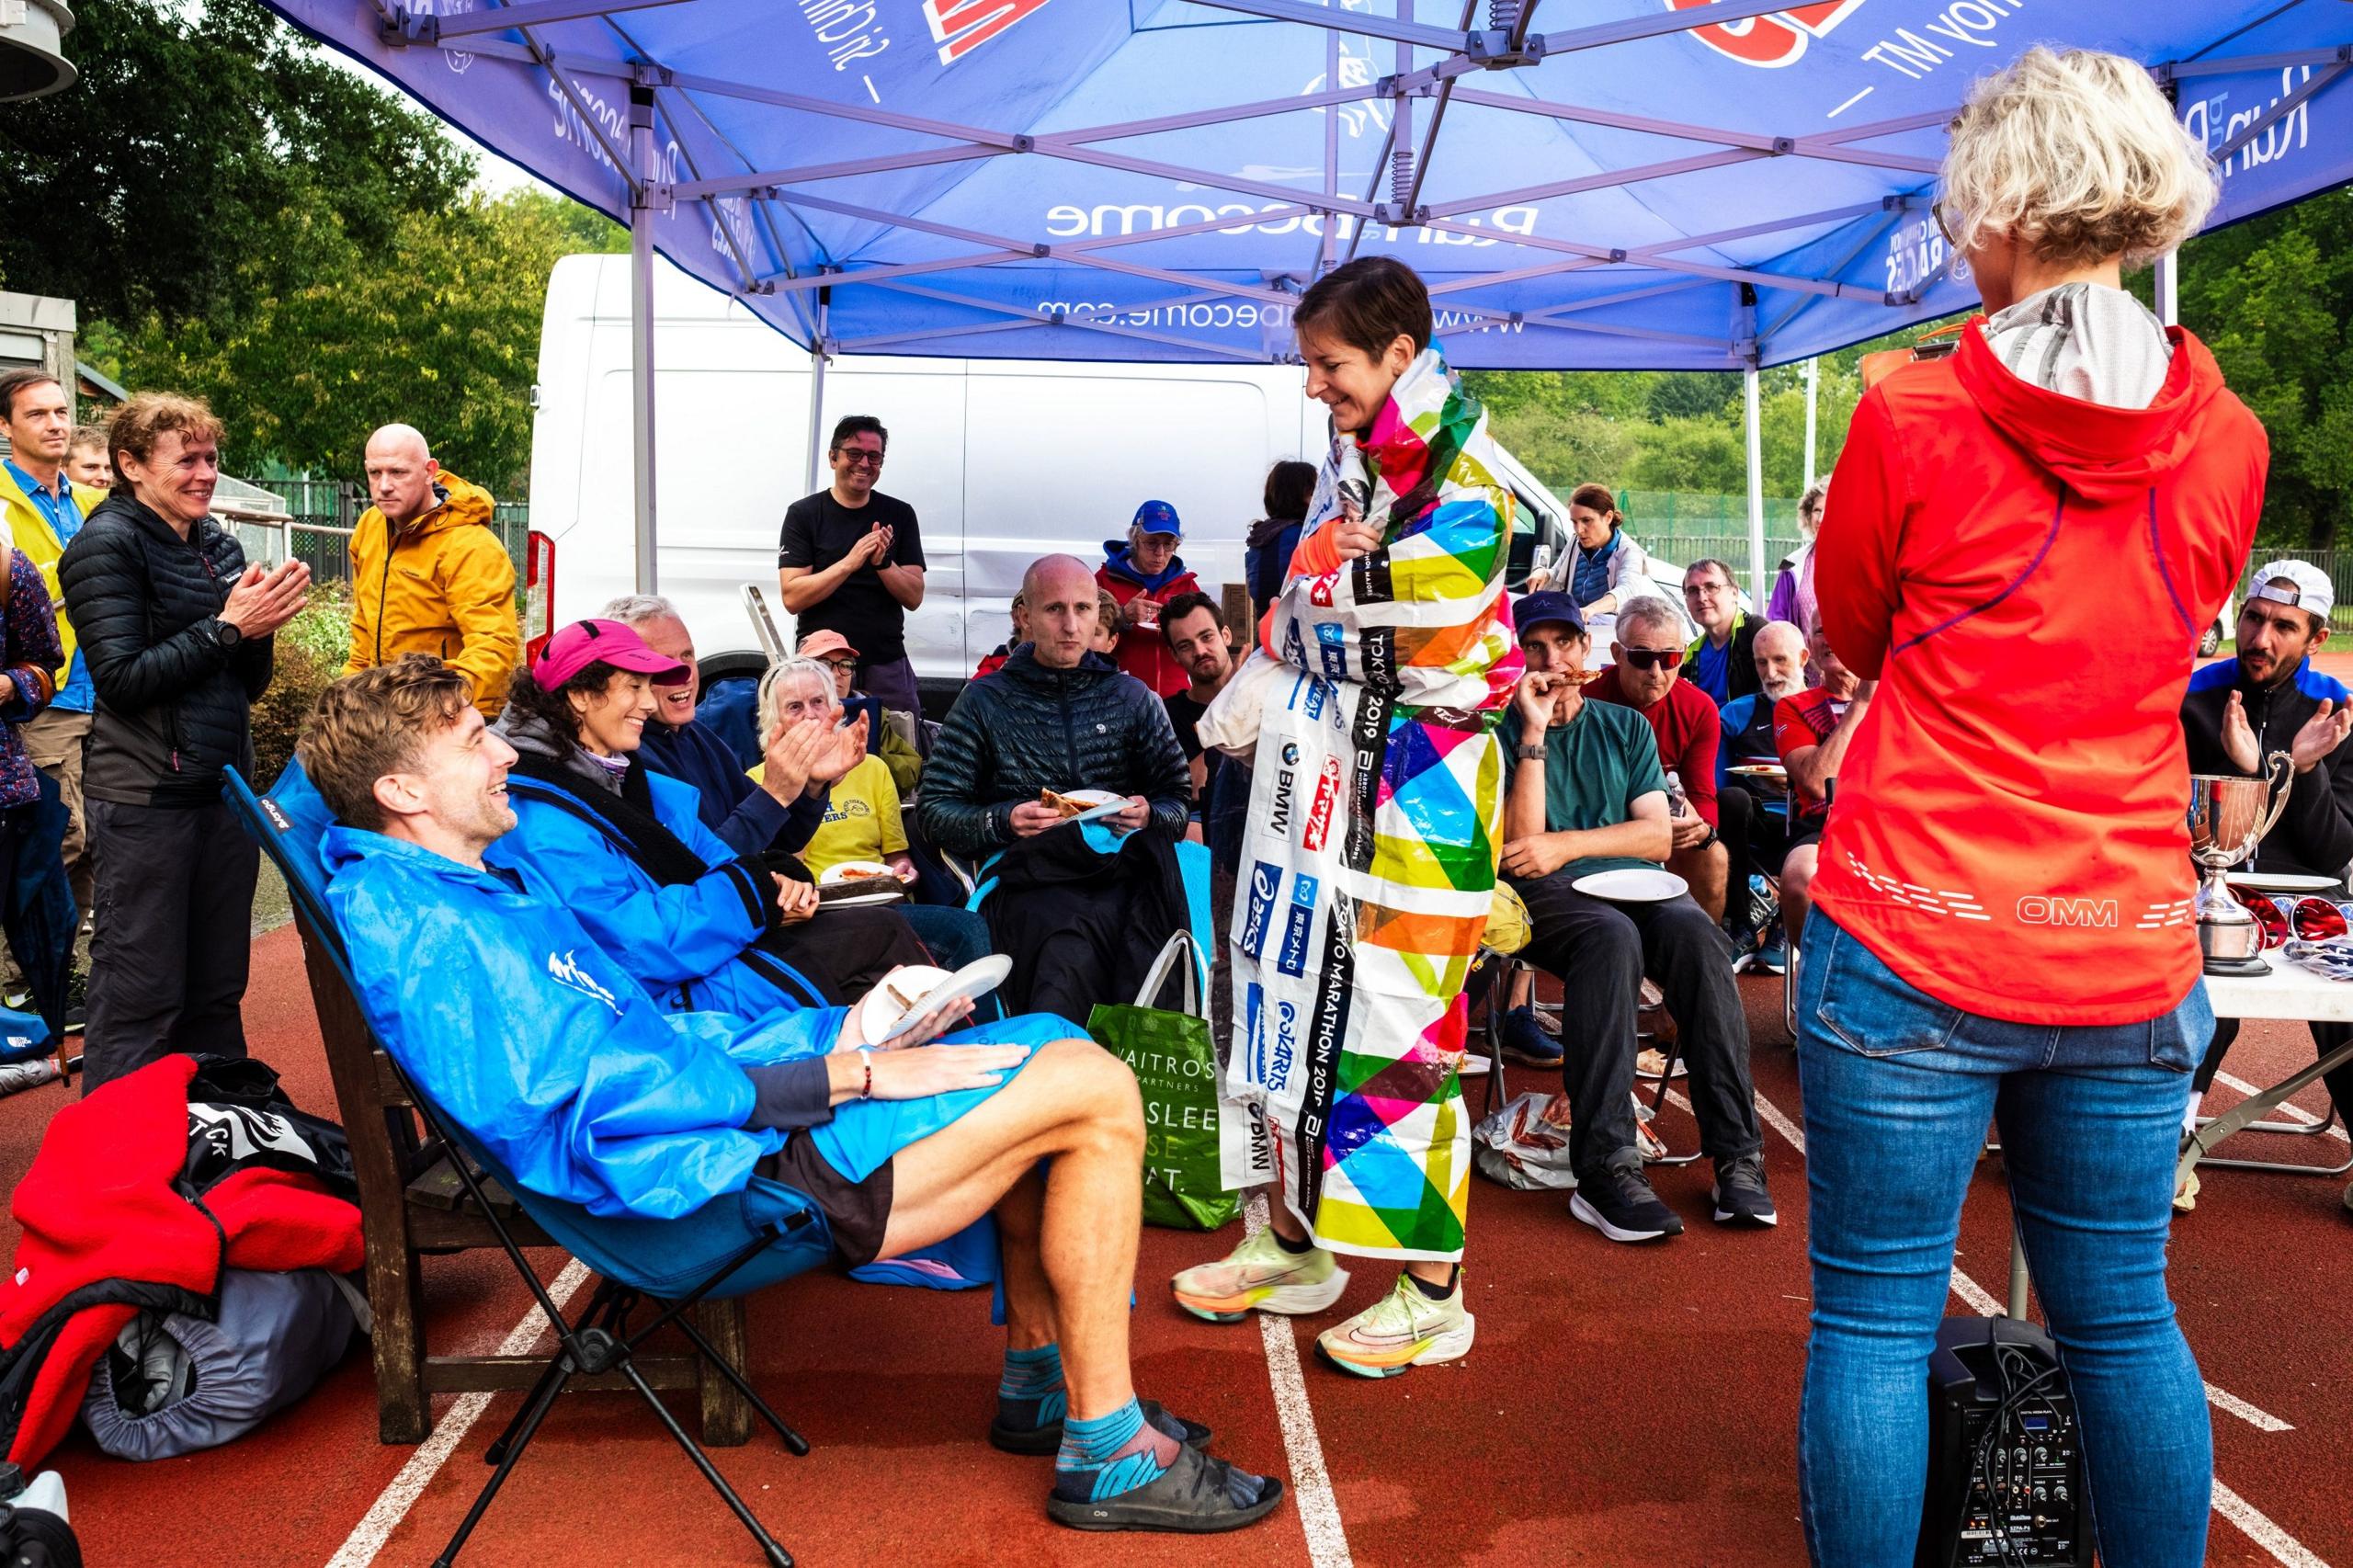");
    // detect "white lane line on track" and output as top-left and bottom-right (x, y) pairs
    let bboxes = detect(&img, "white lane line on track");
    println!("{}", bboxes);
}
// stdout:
(2214, 1073), (2351, 1142)
(324, 1260), (592, 1568)
(2214, 1481), (2336, 1568)
(2206, 1382), (2296, 1433)
(1739, 1089), (2326, 1566)
(1243, 1195), (1354, 1568)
